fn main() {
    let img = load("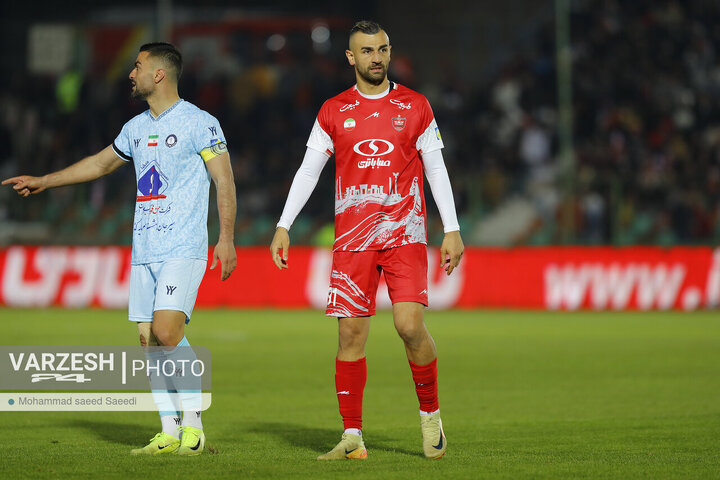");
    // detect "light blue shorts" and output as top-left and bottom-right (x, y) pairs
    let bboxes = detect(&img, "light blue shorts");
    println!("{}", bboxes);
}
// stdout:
(128, 258), (207, 323)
